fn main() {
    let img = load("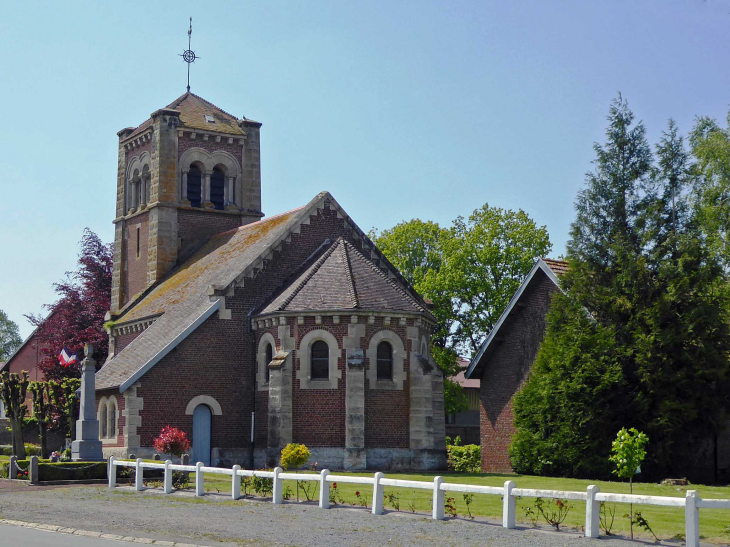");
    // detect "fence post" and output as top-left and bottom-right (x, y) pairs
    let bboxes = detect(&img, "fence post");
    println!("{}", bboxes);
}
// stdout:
(319, 469), (330, 509)
(372, 472), (384, 515)
(108, 456), (116, 488)
(195, 462), (204, 497)
(502, 480), (516, 529)
(432, 476), (445, 520)
(685, 490), (699, 547)
(8, 456), (17, 480)
(164, 460), (172, 494)
(231, 465), (241, 500)
(585, 485), (600, 538)
(135, 458), (143, 491)
(272, 467), (283, 504)
(29, 456), (39, 484)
